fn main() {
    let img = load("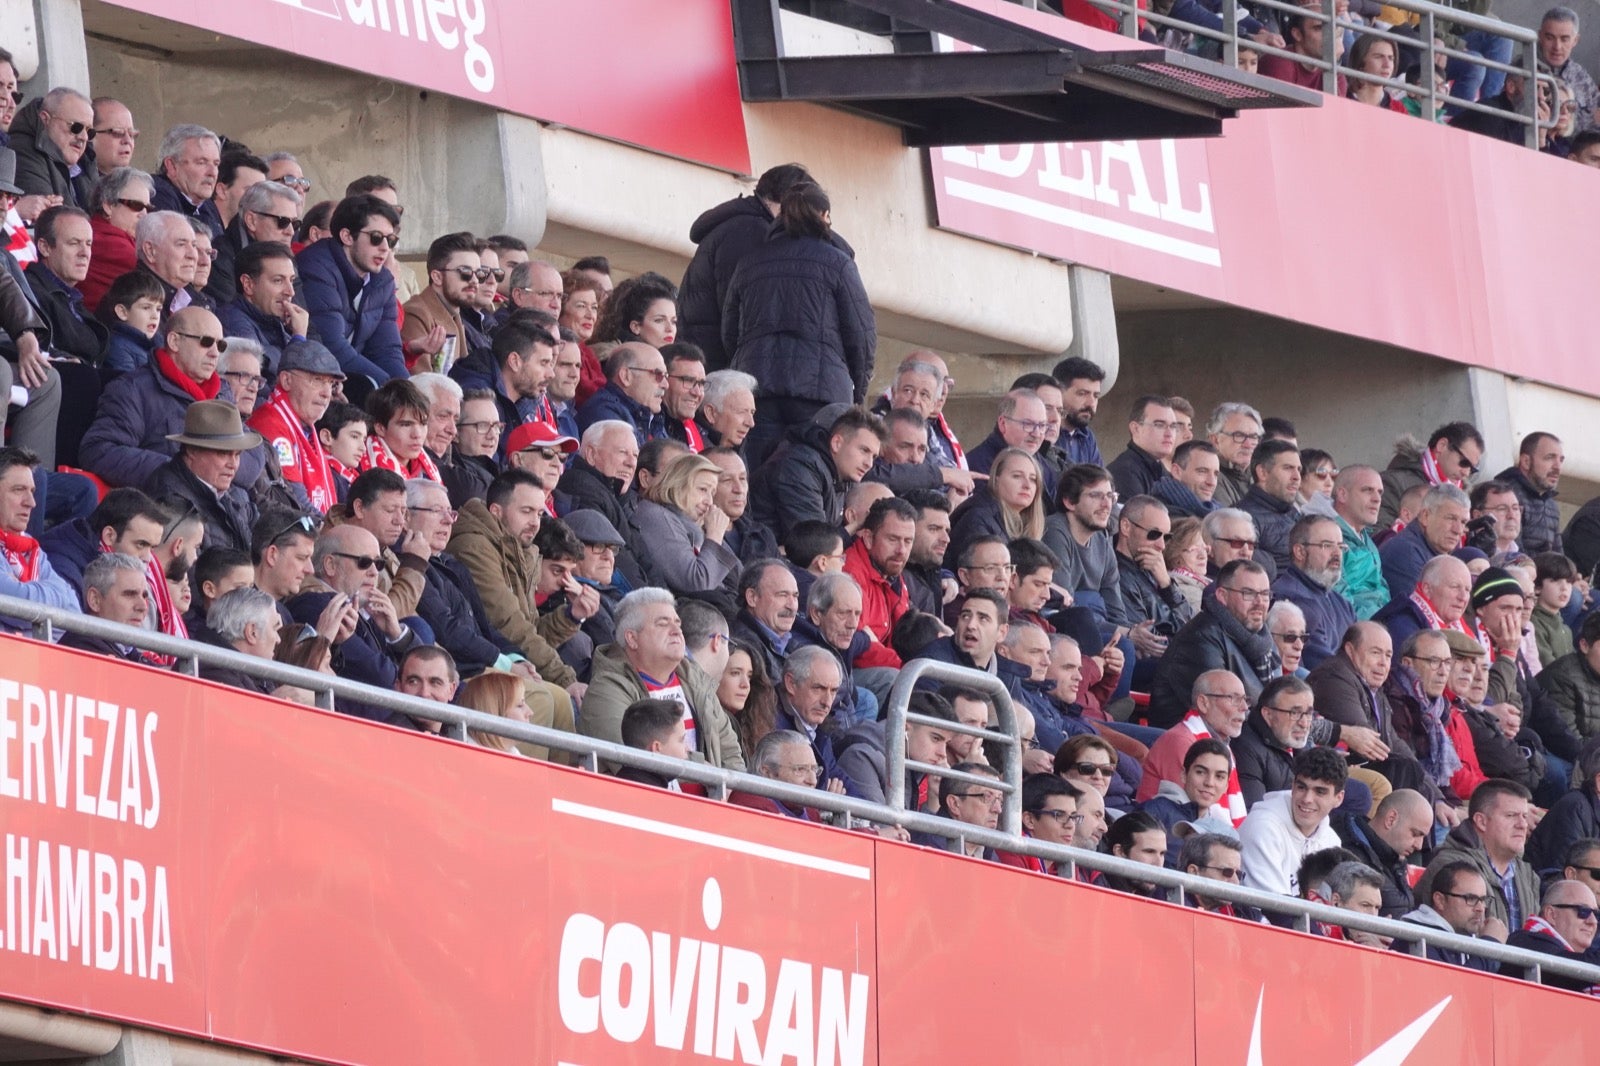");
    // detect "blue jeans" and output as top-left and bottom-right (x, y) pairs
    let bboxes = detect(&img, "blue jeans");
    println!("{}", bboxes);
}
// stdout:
(1446, 28), (1514, 105)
